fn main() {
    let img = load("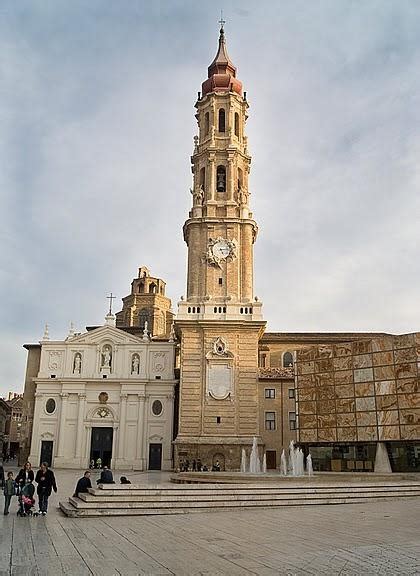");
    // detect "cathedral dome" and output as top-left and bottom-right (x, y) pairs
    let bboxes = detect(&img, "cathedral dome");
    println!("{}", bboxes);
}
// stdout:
(202, 27), (242, 96)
